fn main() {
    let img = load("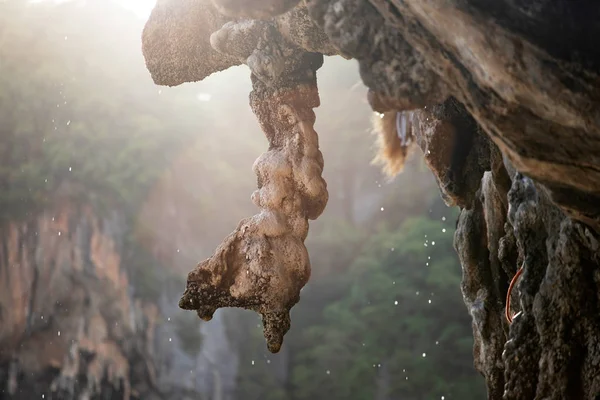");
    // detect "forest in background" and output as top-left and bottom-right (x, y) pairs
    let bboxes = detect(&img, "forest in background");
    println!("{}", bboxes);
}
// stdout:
(0, 0), (486, 398)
